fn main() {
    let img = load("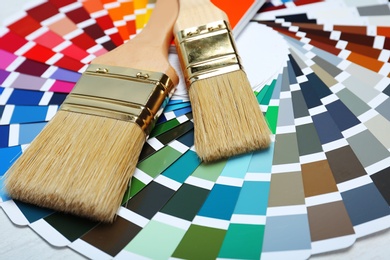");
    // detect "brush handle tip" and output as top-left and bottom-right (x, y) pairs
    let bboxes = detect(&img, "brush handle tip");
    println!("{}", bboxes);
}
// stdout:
(174, 0), (228, 32)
